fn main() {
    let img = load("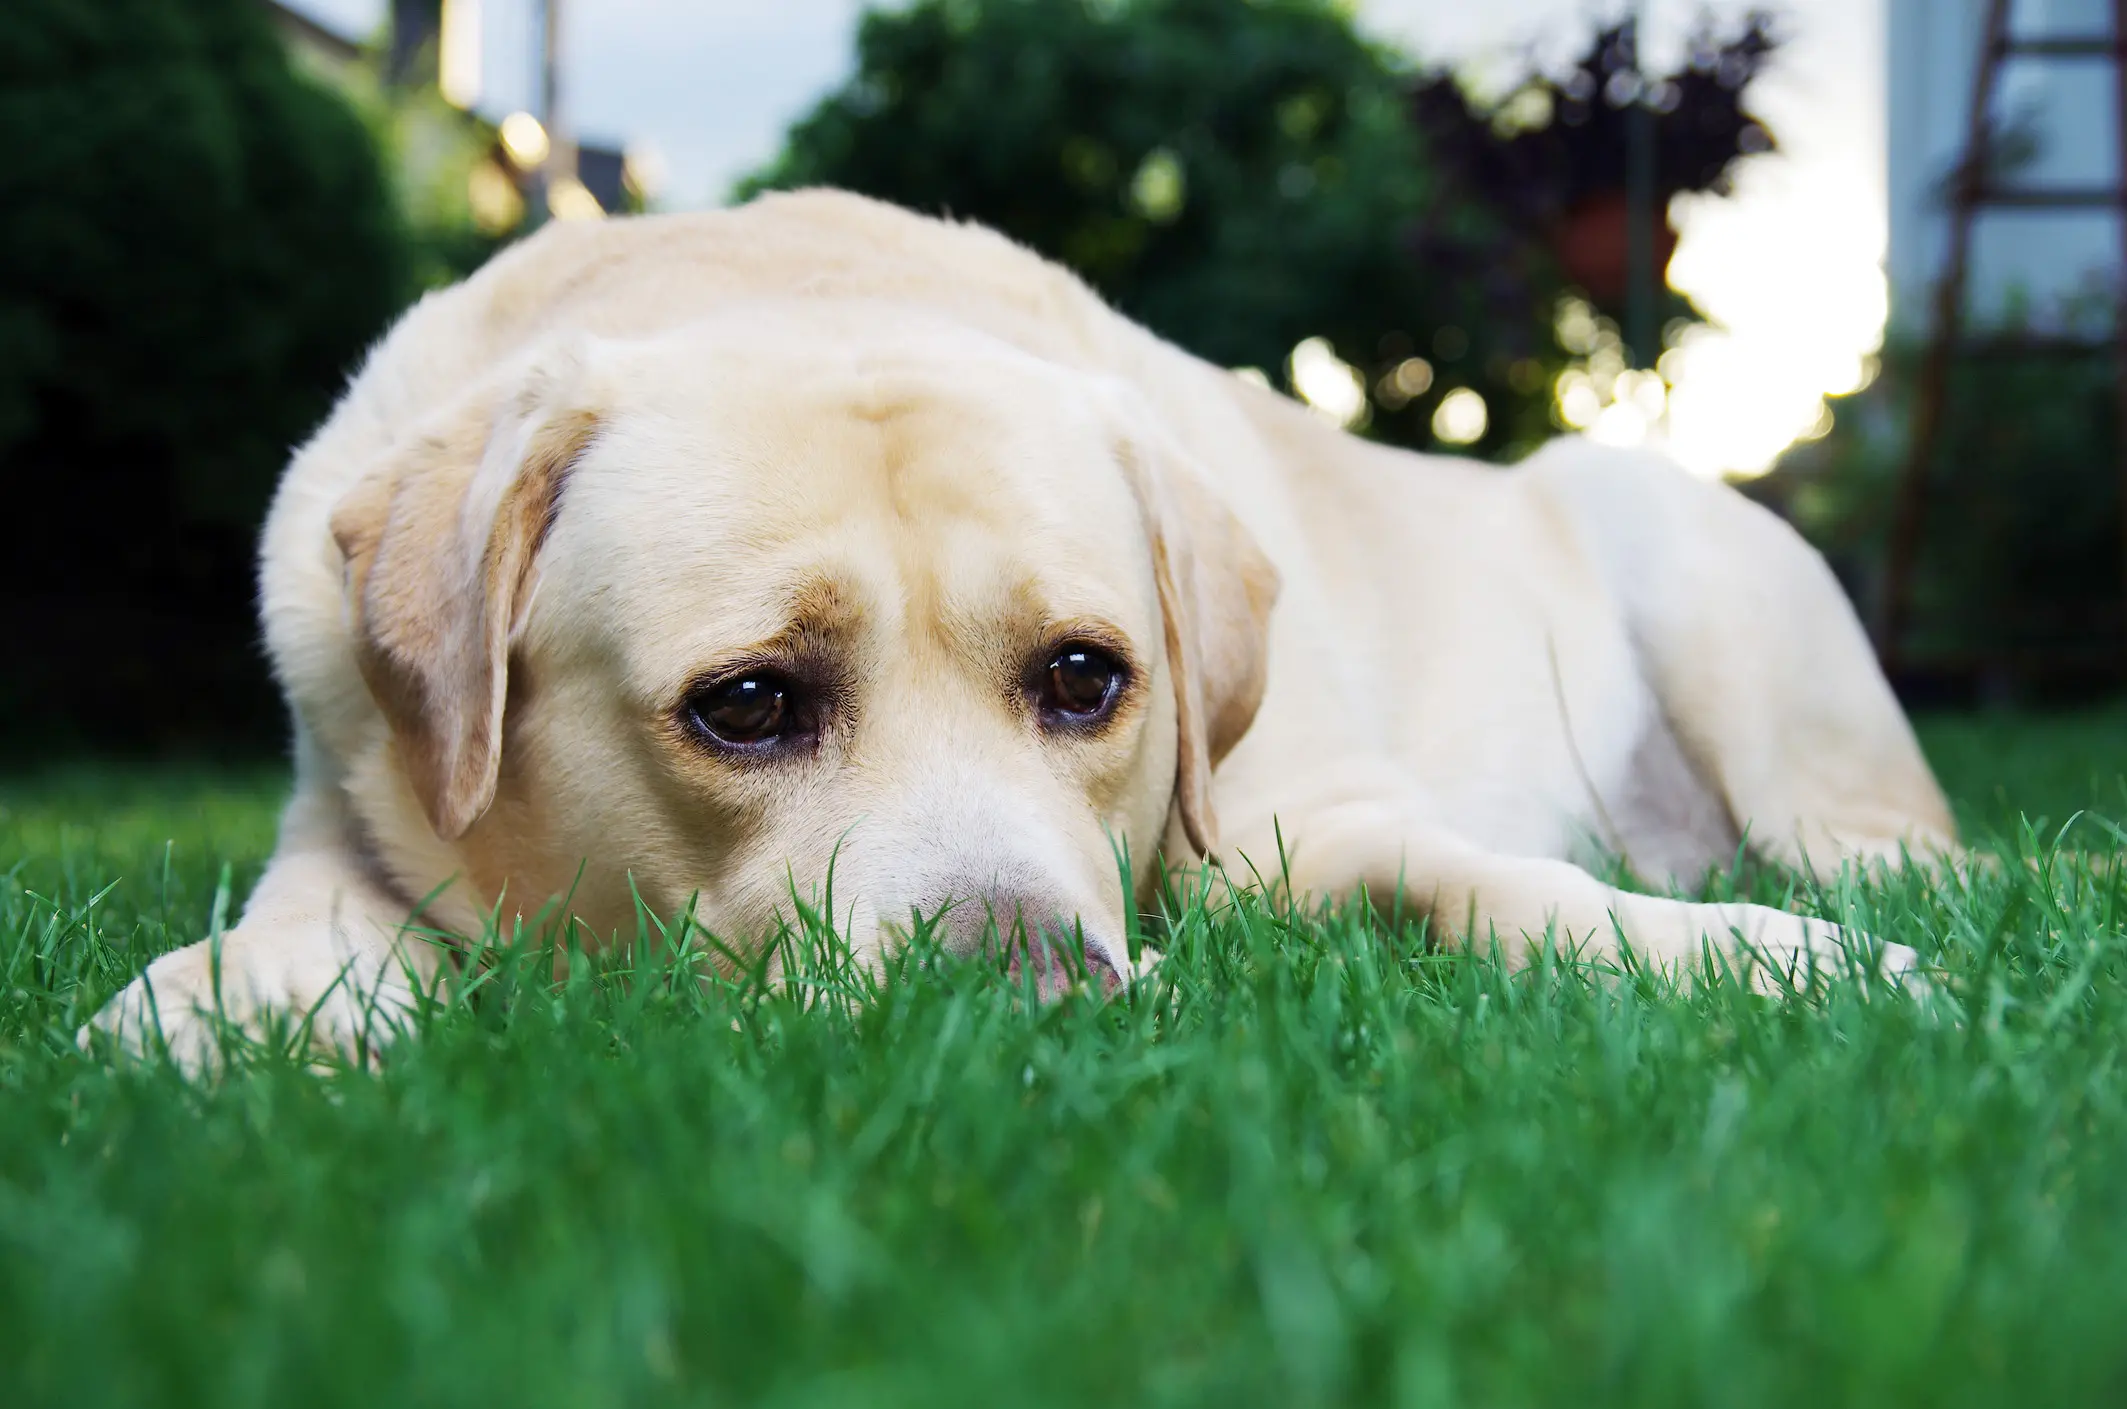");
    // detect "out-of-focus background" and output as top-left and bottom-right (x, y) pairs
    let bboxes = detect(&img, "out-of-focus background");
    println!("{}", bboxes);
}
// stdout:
(4, 0), (2121, 756)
